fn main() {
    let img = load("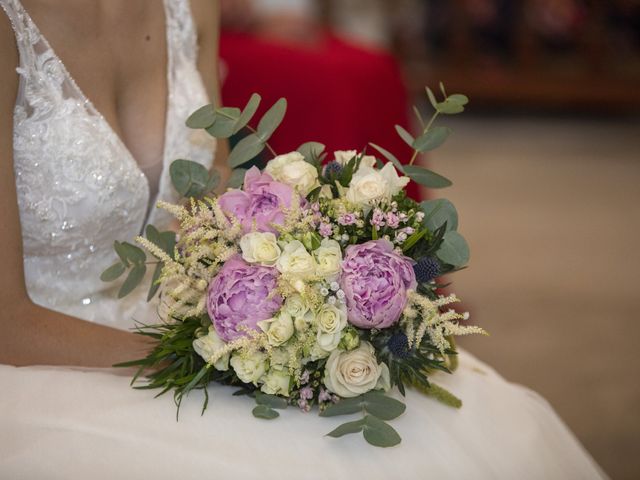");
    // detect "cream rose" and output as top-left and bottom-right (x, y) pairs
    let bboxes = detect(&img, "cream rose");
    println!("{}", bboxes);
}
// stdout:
(316, 331), (342, 354)
(239, 231), (281, 266)
(313, 239), (343, 279)
(258, 312), (295, 346)
(276, 240), (316, 278)
(333, 150), (376, 168)
(192, 326), (230, 371)
(230, 351), (268, 385)
(315, 304), (347, 334)
(260, 368), (291, 397)
(323, 341), (390, 398)
(346, 163), (409, 207)
(265, 151), (319, 196)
